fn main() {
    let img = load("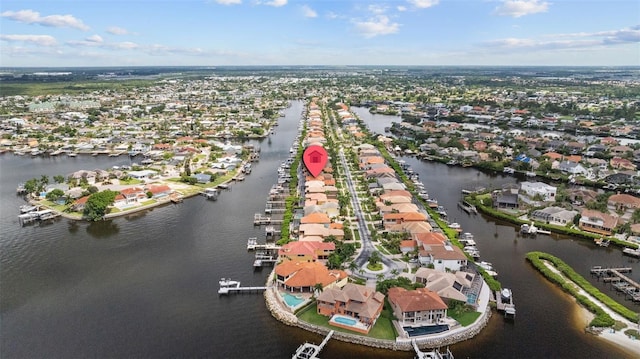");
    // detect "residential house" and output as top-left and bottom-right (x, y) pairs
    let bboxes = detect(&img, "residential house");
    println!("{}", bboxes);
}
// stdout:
(492, 189), (519, 210)
(274, 260), (347, 293)
(278, 241), (335, 262)
(418, 243), (468, 272)
(520, 181), (557, 202)
(530, 206), (578, 226)
(578, 209), (619, 236)
(388, 287), (448, 328)
(415, 268), (475, 304)
(607, 193), (640, 224)
(316, 283), (385, 334)
(146, 184), (172, 199)
(558, 161), (587, 175)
